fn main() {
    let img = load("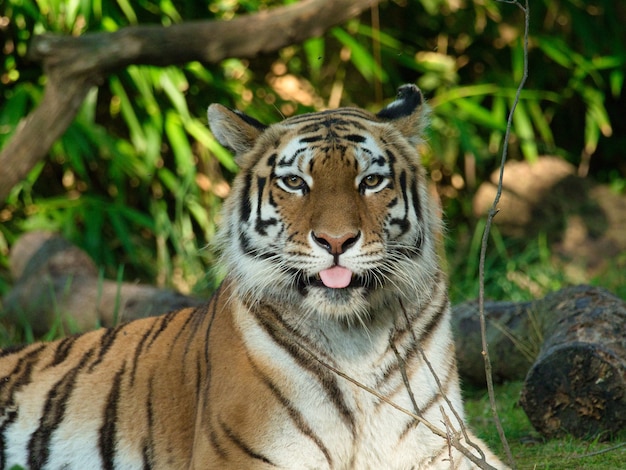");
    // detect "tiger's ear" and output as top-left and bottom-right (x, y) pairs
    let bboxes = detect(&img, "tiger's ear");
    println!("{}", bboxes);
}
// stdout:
(376, 84), (429, 145)
(208, 104), (268, 162)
